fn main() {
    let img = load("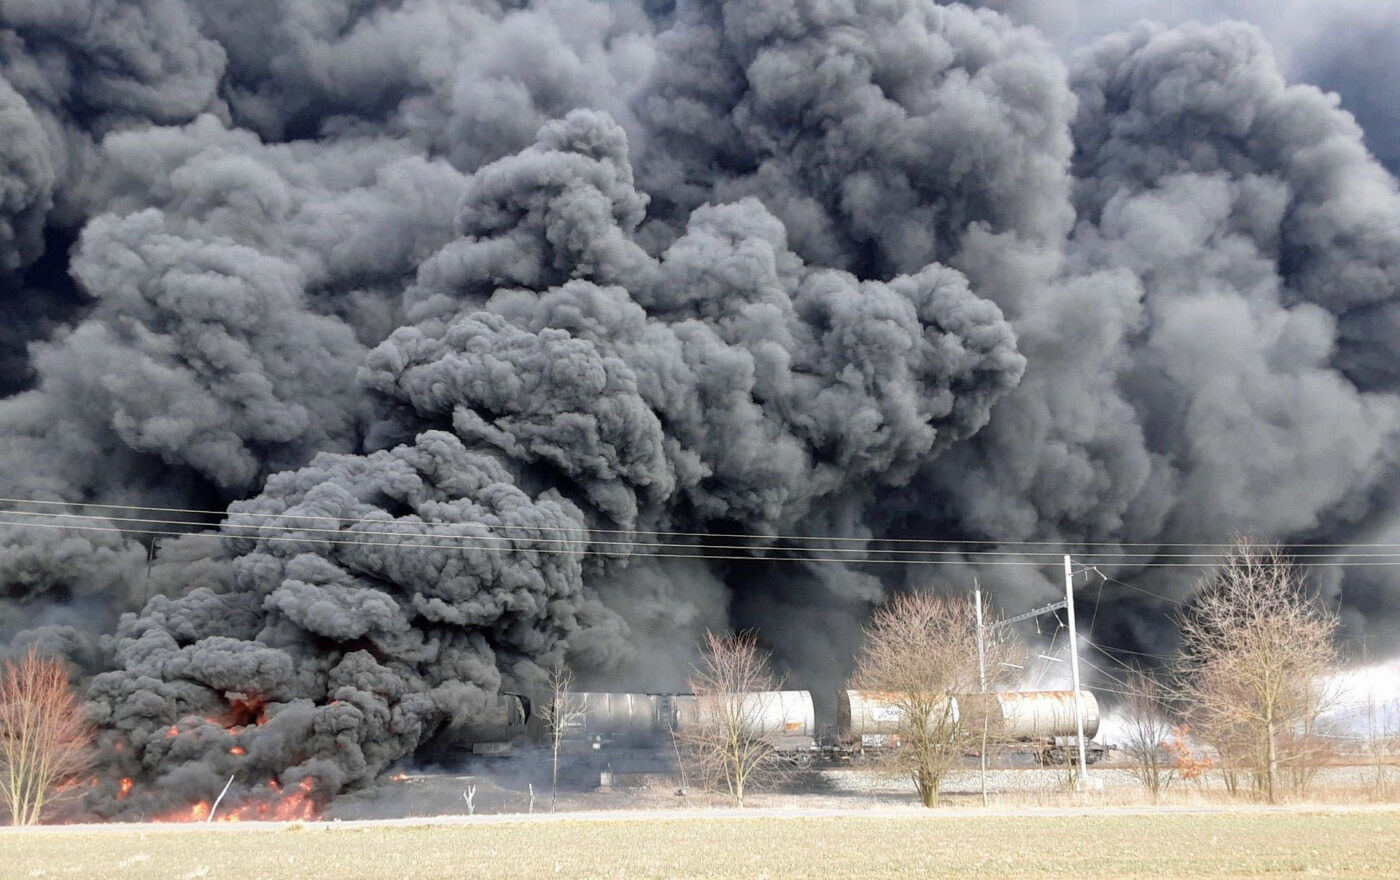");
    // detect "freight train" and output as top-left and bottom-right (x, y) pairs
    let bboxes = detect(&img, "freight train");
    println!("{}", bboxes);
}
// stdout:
(468, 689), (1105, 768)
